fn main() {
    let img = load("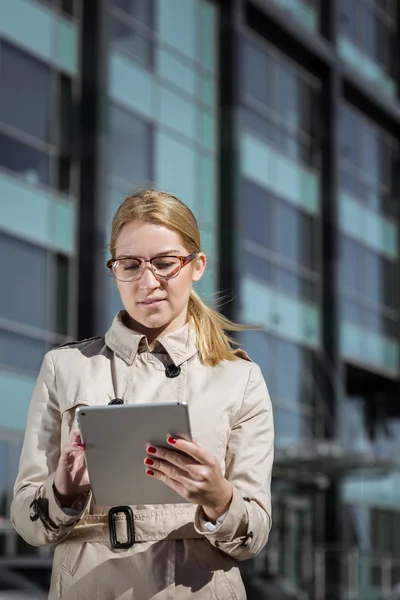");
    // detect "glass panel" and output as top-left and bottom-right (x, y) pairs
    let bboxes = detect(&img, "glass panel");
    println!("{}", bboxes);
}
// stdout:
(109, 105), (152, 185)
(238, 329), (271, 379)
(274, 407), (303, 445)
(340, 237), (362, 294)
(113, 0), (154, 28)
(242, 39), (269, 107)
(54, 254), (69, 335)
(111, 16), (153, 66)
(278, 201), (300, 264)
(339, 105), (357, 164)
(240, 249), (275, 286)
(155, 131), (196, 213)
(159, 48), (196, 96)
(0, 330), (46, 372)
(0, 133), (49, 186)
(363, 249), (381, 304)
(0, 234), (47, 329)
(277, 64), (298, 128)
(160, 86), (196, 141)
(240, 179), (272, 249)
(158, 0), (196, 60)
(276, 339), (303, 407)
(0, 42), (51, 142)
